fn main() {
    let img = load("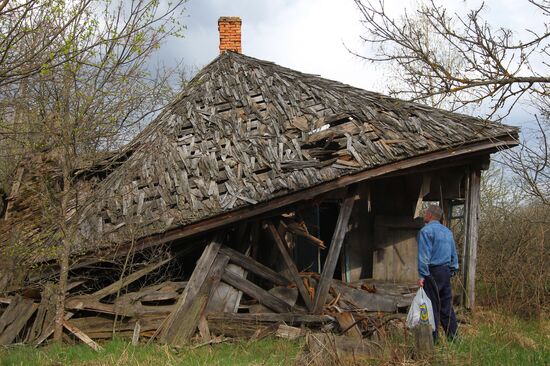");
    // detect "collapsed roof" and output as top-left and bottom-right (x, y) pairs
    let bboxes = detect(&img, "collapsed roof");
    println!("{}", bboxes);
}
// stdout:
(73, 51), (518, 253)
